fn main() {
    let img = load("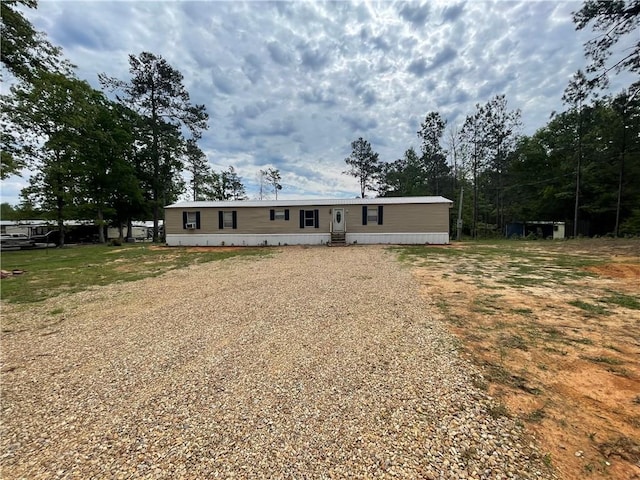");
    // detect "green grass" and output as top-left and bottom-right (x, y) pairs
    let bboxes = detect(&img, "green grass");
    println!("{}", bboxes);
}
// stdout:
(568, 299), (610, 316)
(499, 334), (529, 351)
(391, 240), (601, 287)
(0, 244), (268, 304)
(487, 403), (510, 419)
(525, 408), (546, 423)
(599, 292), (640, 310)
(582, 355), (624, 366)
(511, 307), (534, 316)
